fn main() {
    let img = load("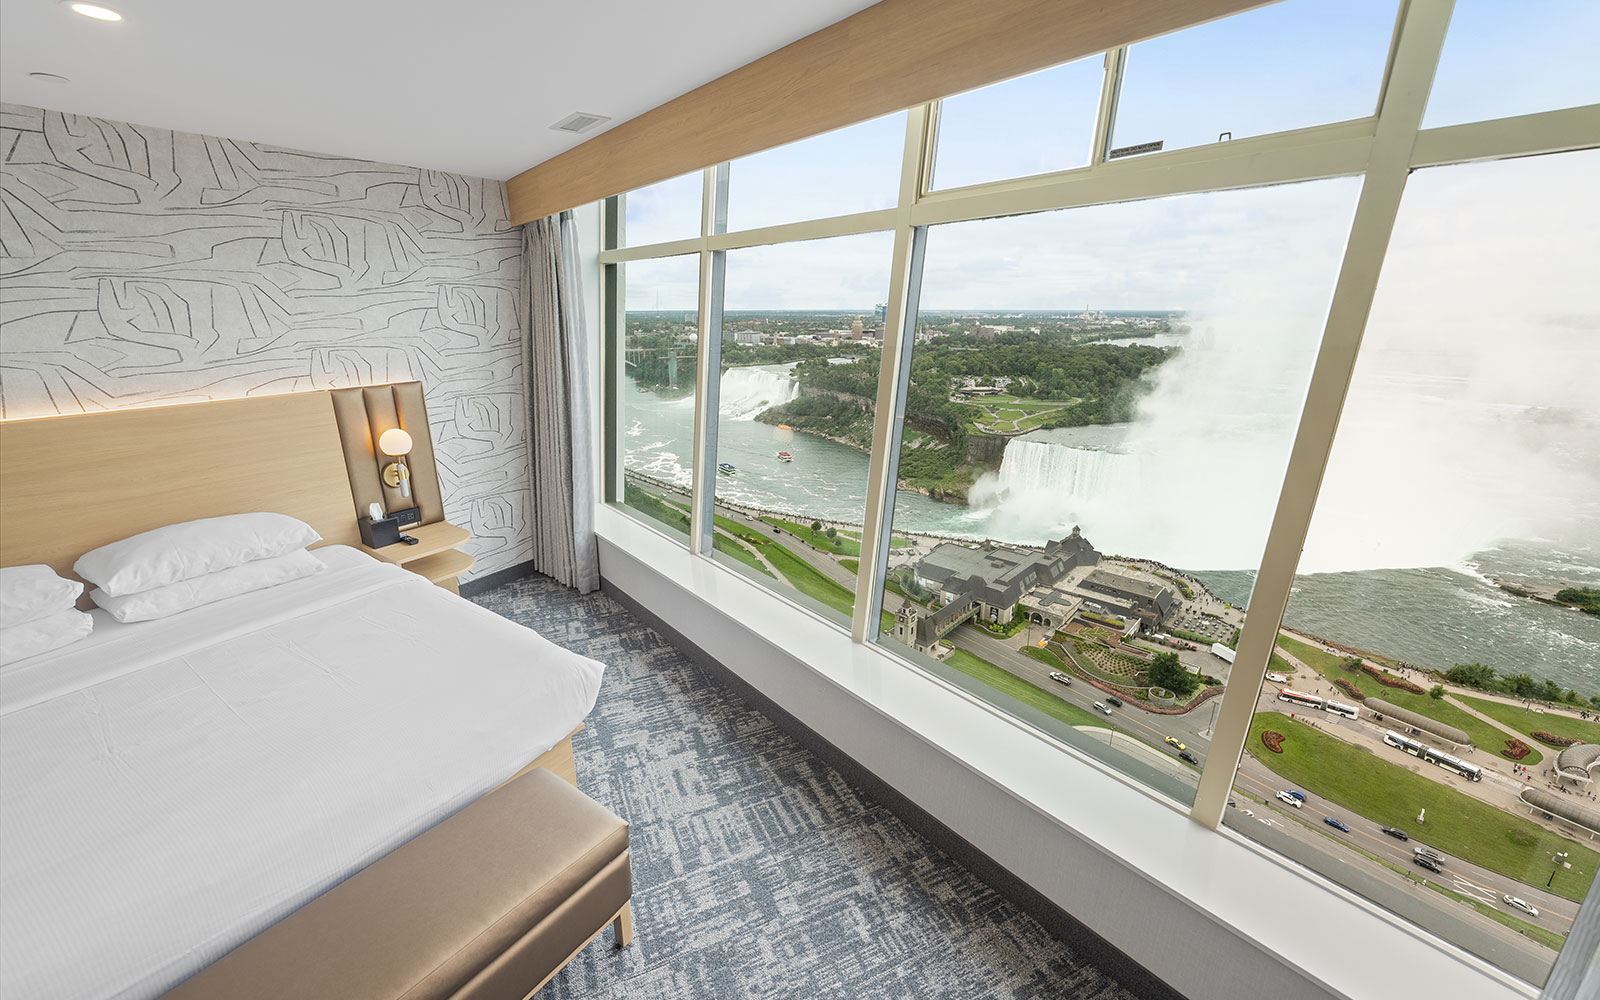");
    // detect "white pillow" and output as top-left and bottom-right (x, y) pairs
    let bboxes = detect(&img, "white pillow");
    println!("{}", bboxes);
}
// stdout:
(91, 549), (326, 623)
(75, 513), (321, 597)
(0, 565), (83, 627)
(0, 609), (94, 667)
